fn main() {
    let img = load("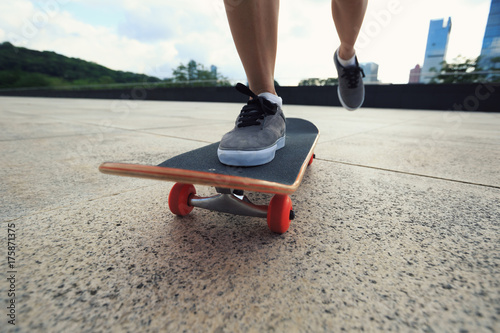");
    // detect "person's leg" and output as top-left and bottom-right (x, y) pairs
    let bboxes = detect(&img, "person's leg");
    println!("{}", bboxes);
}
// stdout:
(218, 0), (284, 166)
(331, 0), (368, 61)
(331, 0), (368, 111)
(224, 0), (279, 96)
